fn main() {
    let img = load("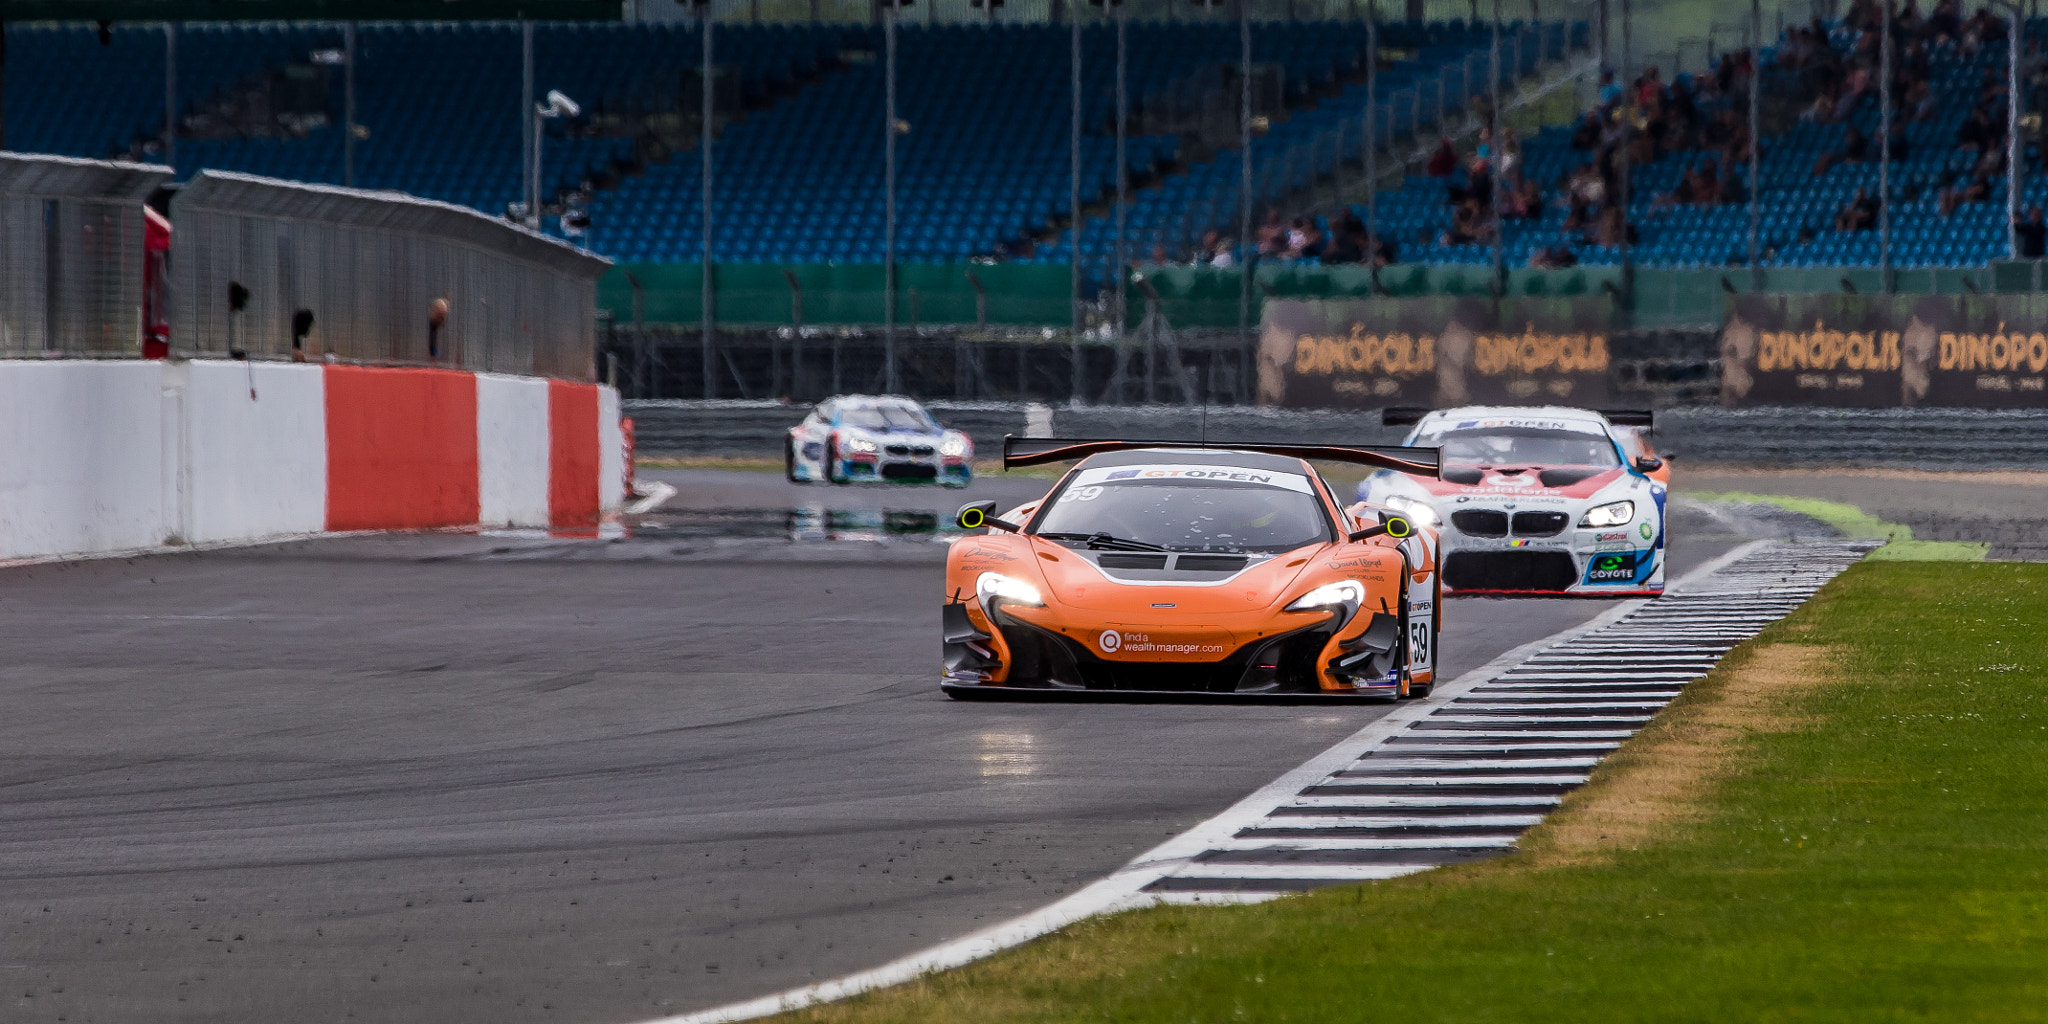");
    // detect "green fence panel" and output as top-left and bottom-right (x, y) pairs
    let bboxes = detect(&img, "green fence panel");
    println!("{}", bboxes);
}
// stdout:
(600, 260), (2020, 330)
